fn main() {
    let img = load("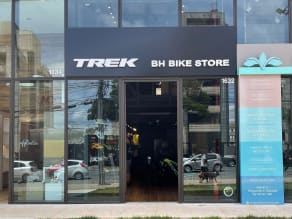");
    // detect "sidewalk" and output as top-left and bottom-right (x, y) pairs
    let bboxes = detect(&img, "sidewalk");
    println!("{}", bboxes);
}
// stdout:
(0, 202), (292, 219)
